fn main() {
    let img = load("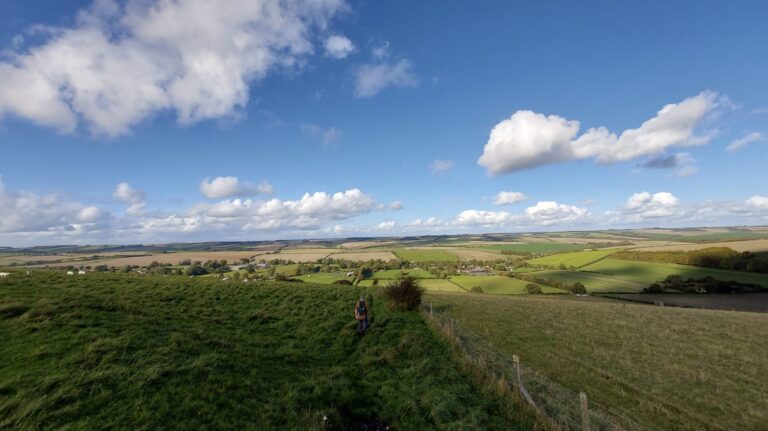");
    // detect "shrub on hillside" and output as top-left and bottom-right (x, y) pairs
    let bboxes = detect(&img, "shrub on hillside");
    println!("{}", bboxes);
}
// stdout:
(525, 283), (542, 294)
(382, 275), (425, 311)
(332, 279), (353, 285)
(470, 286), (484, 293)
(570, 282), (587, 294)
